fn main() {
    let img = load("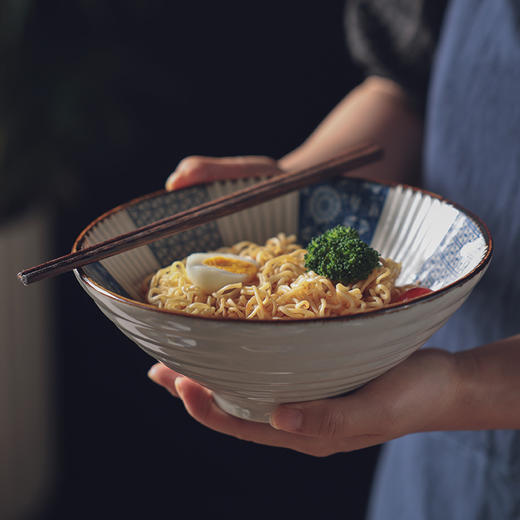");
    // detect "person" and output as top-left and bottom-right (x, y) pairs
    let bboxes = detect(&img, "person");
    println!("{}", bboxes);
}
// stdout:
(147, 1), (520, 518)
